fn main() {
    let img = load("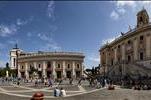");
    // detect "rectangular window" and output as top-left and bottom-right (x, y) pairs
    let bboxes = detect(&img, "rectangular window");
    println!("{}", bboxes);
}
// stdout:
(140, 36), (144, 40)
(13, 58), (16, 66)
